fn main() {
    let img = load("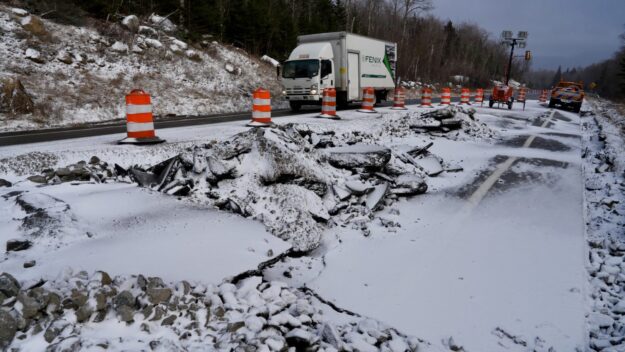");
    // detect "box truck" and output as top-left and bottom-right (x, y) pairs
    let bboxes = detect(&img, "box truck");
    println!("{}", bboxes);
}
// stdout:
(280, 32), (397, 112)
